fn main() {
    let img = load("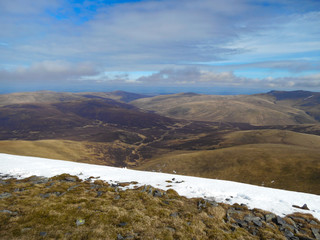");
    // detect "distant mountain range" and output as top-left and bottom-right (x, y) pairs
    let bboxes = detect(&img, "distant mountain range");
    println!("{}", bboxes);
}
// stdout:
(0, 90), (319, 194)
(131, 90), (320, 125)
